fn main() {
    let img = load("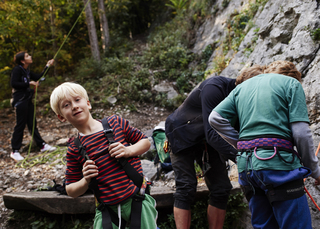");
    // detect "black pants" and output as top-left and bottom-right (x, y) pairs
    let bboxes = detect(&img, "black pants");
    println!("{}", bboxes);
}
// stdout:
(170, 143), (232, 210)
(11, 99), (44, 151)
